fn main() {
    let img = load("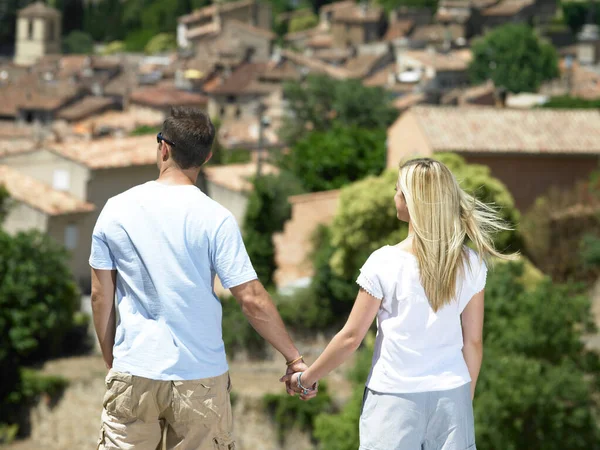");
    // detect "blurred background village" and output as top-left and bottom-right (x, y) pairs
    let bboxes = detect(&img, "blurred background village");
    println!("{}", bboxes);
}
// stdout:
(0, 0), (599, 448)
